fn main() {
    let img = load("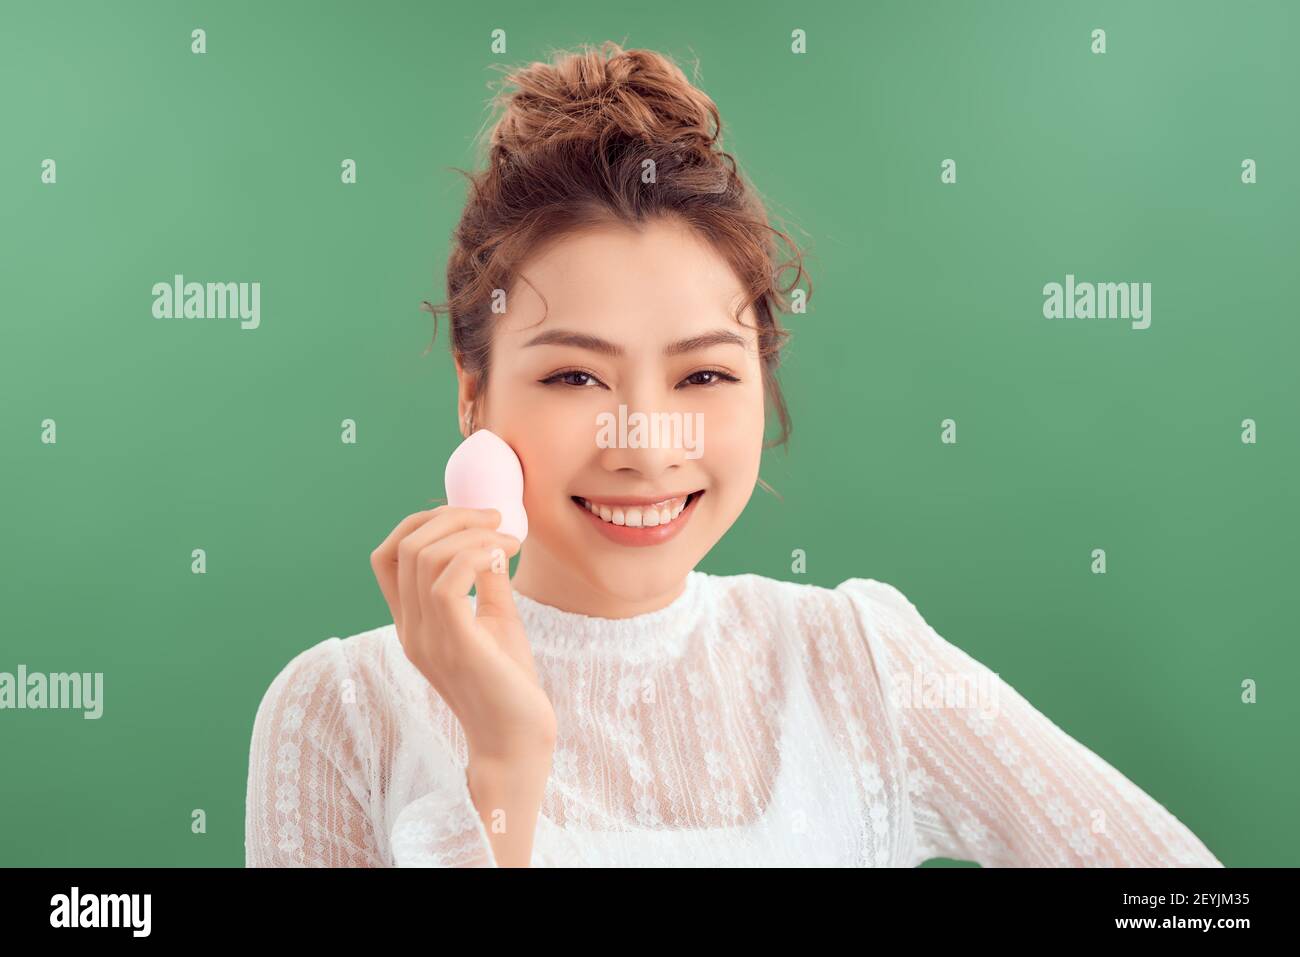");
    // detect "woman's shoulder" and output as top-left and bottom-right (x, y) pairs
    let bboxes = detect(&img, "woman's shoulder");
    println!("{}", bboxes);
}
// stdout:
(693, 570), (920, 645)
(251, 622), (406, 719)
(696, 570), (914, 617)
